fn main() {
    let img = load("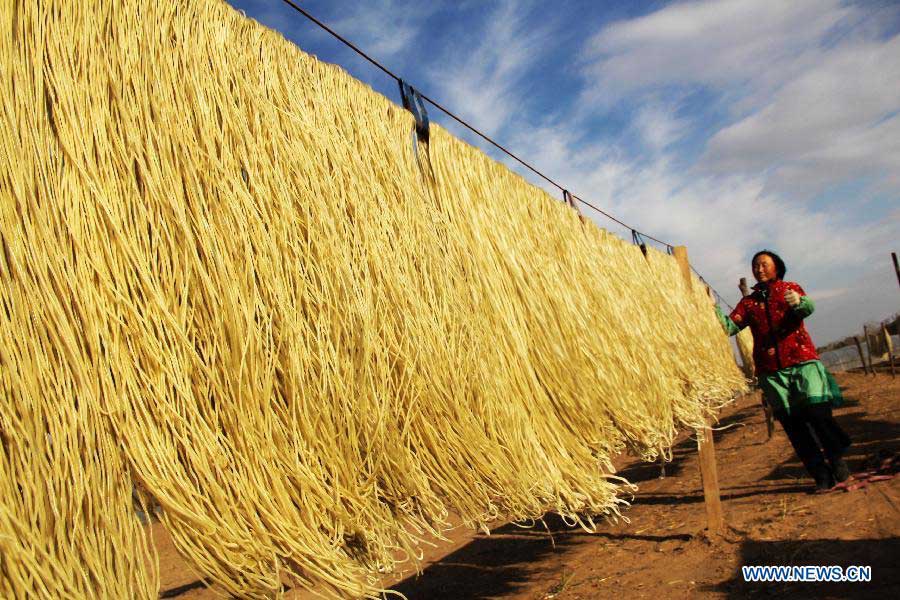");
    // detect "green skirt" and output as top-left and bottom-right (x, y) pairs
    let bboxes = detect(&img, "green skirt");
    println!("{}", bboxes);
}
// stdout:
(758, 360), (843, 414)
